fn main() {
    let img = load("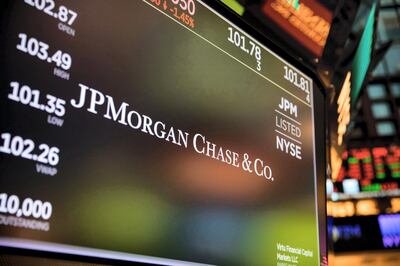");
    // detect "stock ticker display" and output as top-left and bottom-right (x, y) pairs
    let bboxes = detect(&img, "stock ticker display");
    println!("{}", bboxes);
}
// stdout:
(334, 146), (400, 194)
(0, 0), (323, 265)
